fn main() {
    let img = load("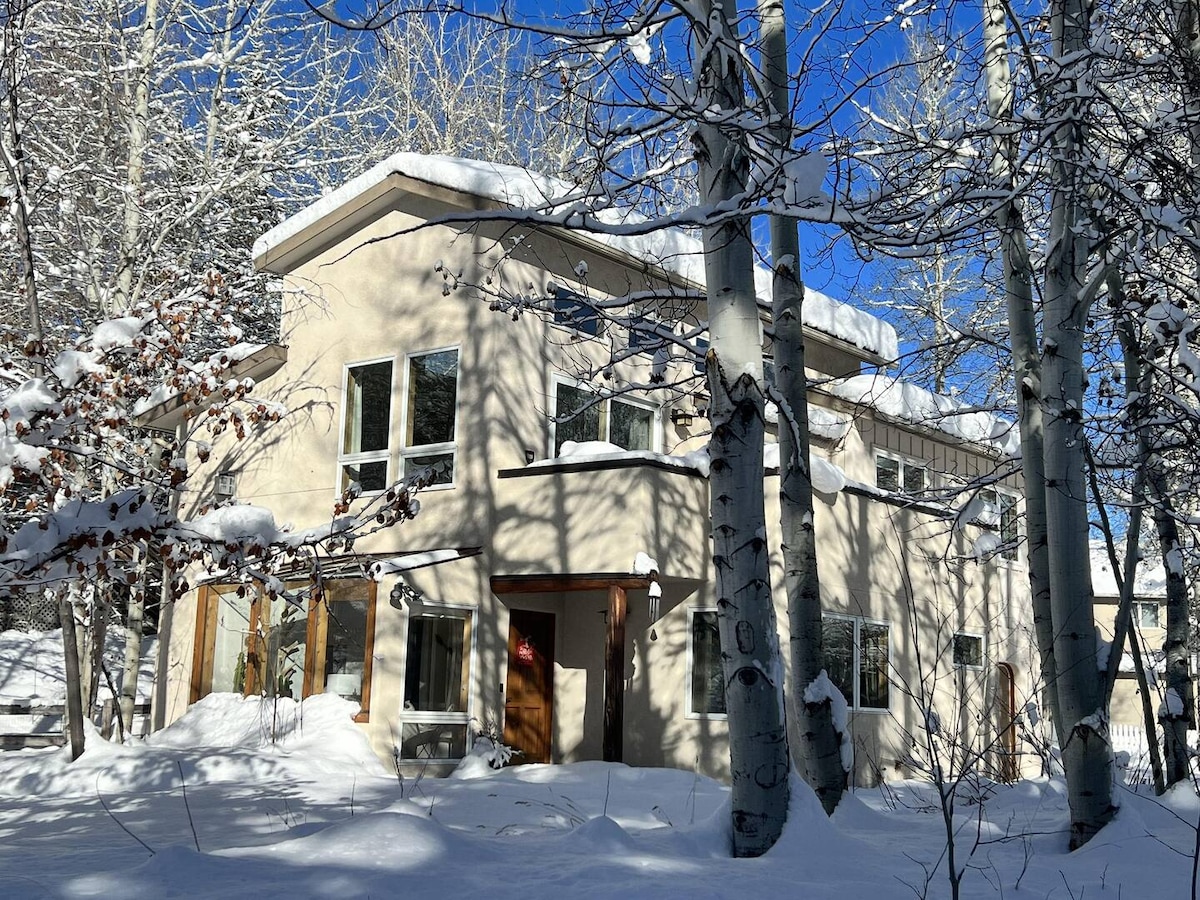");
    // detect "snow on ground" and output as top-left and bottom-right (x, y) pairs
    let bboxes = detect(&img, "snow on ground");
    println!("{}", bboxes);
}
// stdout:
(0, 693), (1196, 899)
(0, 628), (156, 704)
